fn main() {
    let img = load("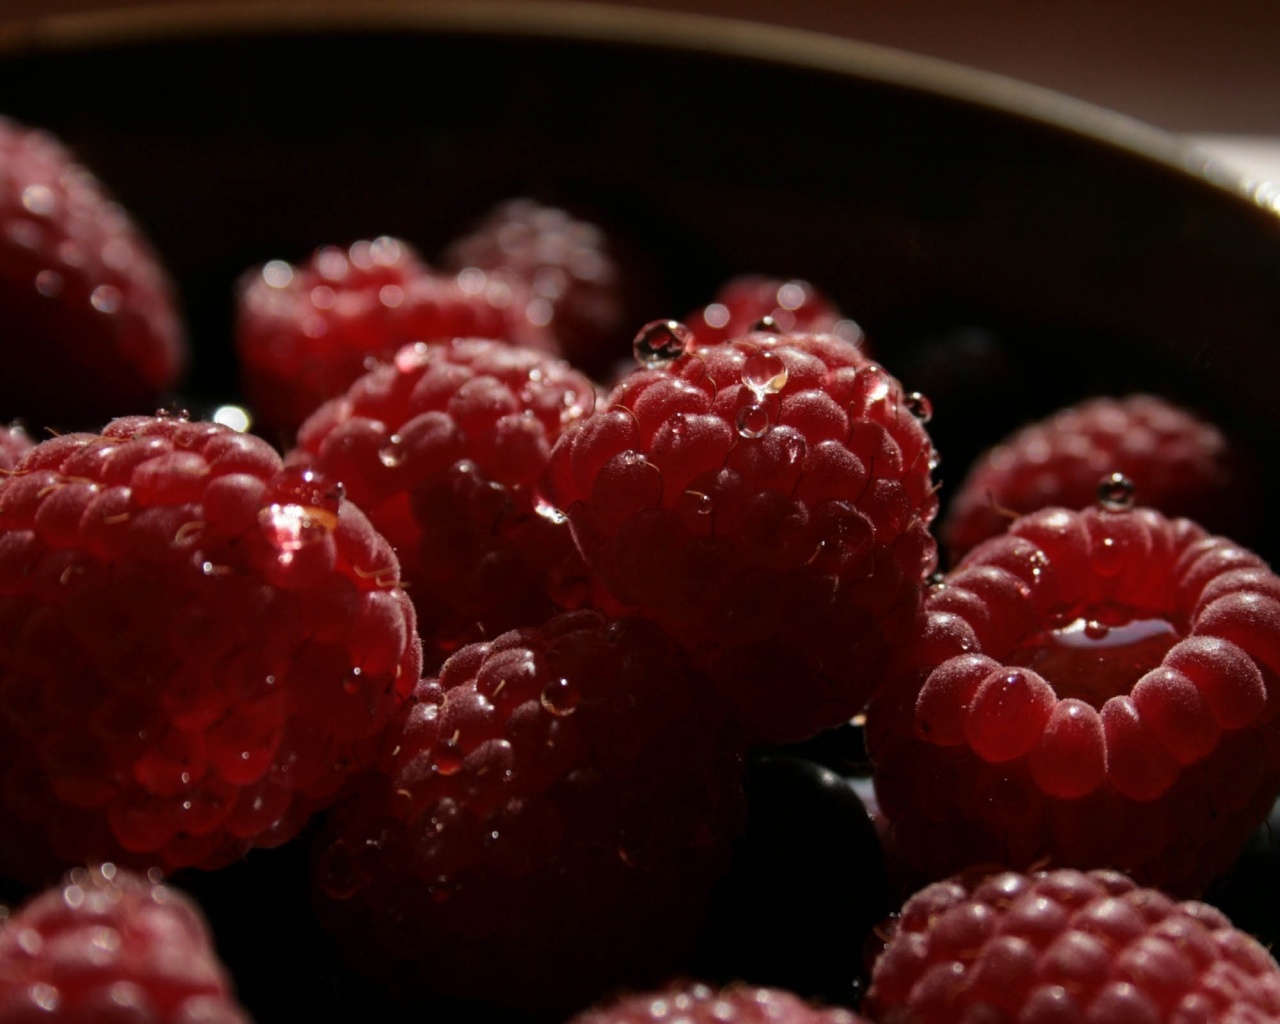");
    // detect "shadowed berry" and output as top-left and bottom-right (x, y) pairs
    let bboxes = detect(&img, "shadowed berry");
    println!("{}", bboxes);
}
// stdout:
(0, 115), (186, 428)
(569, 980), (869, 1024)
